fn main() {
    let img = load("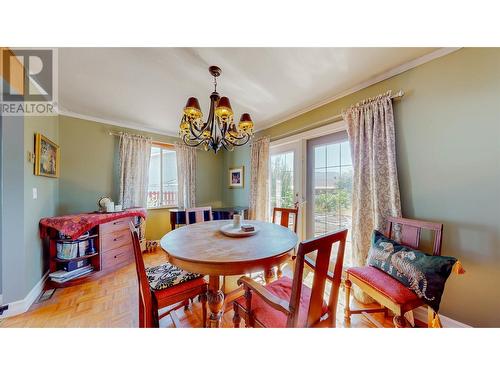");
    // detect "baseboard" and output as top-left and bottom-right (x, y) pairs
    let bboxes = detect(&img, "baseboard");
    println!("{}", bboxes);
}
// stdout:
(413, 306), (471, 328)
(0, 271), (49, 318)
